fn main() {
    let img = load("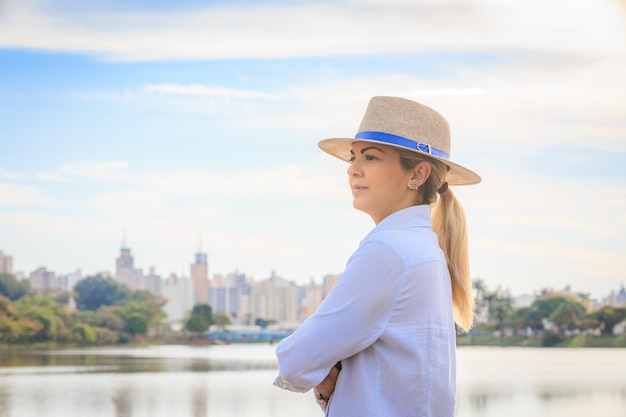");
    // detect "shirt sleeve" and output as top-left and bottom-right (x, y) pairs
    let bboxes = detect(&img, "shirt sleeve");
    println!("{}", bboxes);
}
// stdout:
(274, 238), (405, 392)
